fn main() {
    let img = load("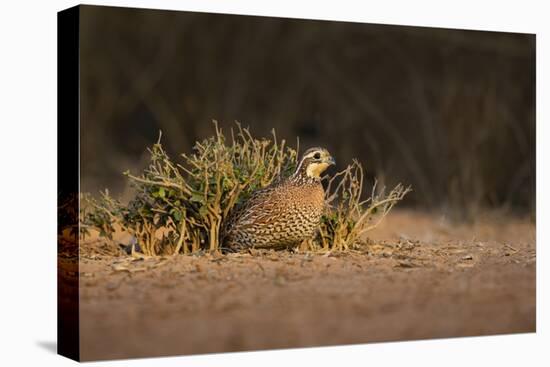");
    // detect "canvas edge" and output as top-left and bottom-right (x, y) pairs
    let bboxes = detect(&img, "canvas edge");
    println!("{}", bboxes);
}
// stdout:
(57, 4), (81, 362)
